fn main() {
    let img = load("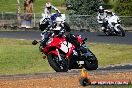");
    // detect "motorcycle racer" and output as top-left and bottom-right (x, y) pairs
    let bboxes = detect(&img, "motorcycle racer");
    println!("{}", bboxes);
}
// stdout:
(39, 17), (83, 53)
(105, 11), (120, 29)
(39, 15), (71, 51)
(39, 2), (86, 53)
(97, 8), (125, 36)
(97, 6), (115, 31)
(44, 2), (61, 18)
(39, 2), (61, 31)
